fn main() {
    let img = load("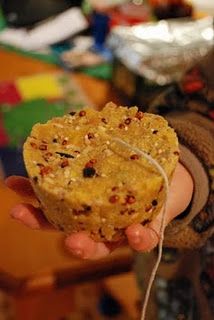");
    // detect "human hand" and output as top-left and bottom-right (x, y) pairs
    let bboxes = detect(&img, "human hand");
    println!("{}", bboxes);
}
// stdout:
(5, 163), (193, 259)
